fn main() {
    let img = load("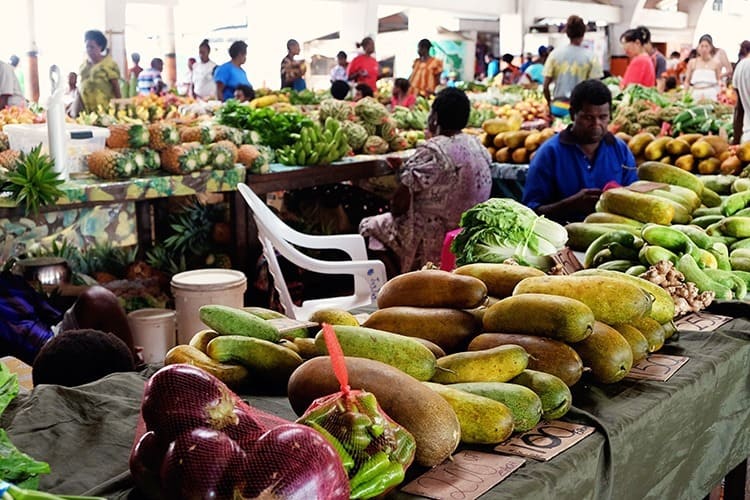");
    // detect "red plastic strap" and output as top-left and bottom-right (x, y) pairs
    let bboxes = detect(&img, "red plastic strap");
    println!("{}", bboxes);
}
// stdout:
(322, 323), (350, 395)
